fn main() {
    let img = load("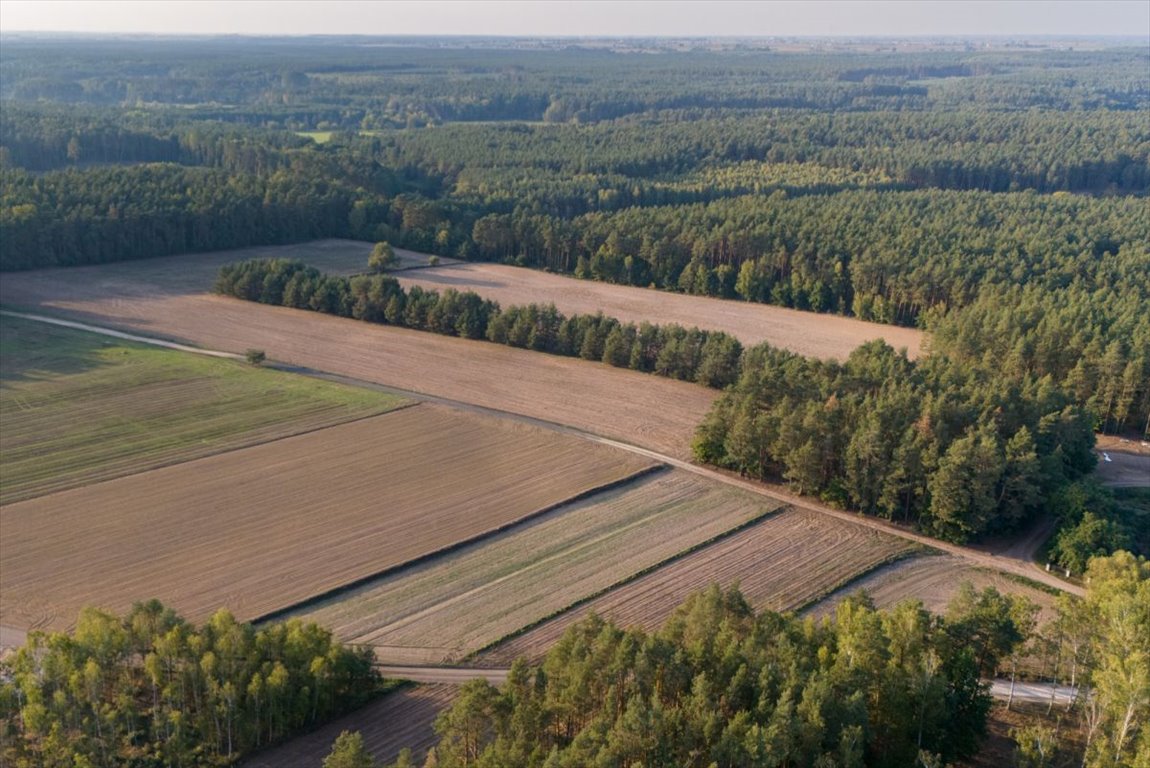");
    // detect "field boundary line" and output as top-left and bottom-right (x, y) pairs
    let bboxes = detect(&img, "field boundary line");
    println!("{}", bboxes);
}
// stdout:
(249, 464), (668, 627)
(0, 309), (244, 359)
(794, 549), (936, 616)
(3, 309), (1082, 598)
(0, 309), (420, 505)
(464, 502), (794, 665)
